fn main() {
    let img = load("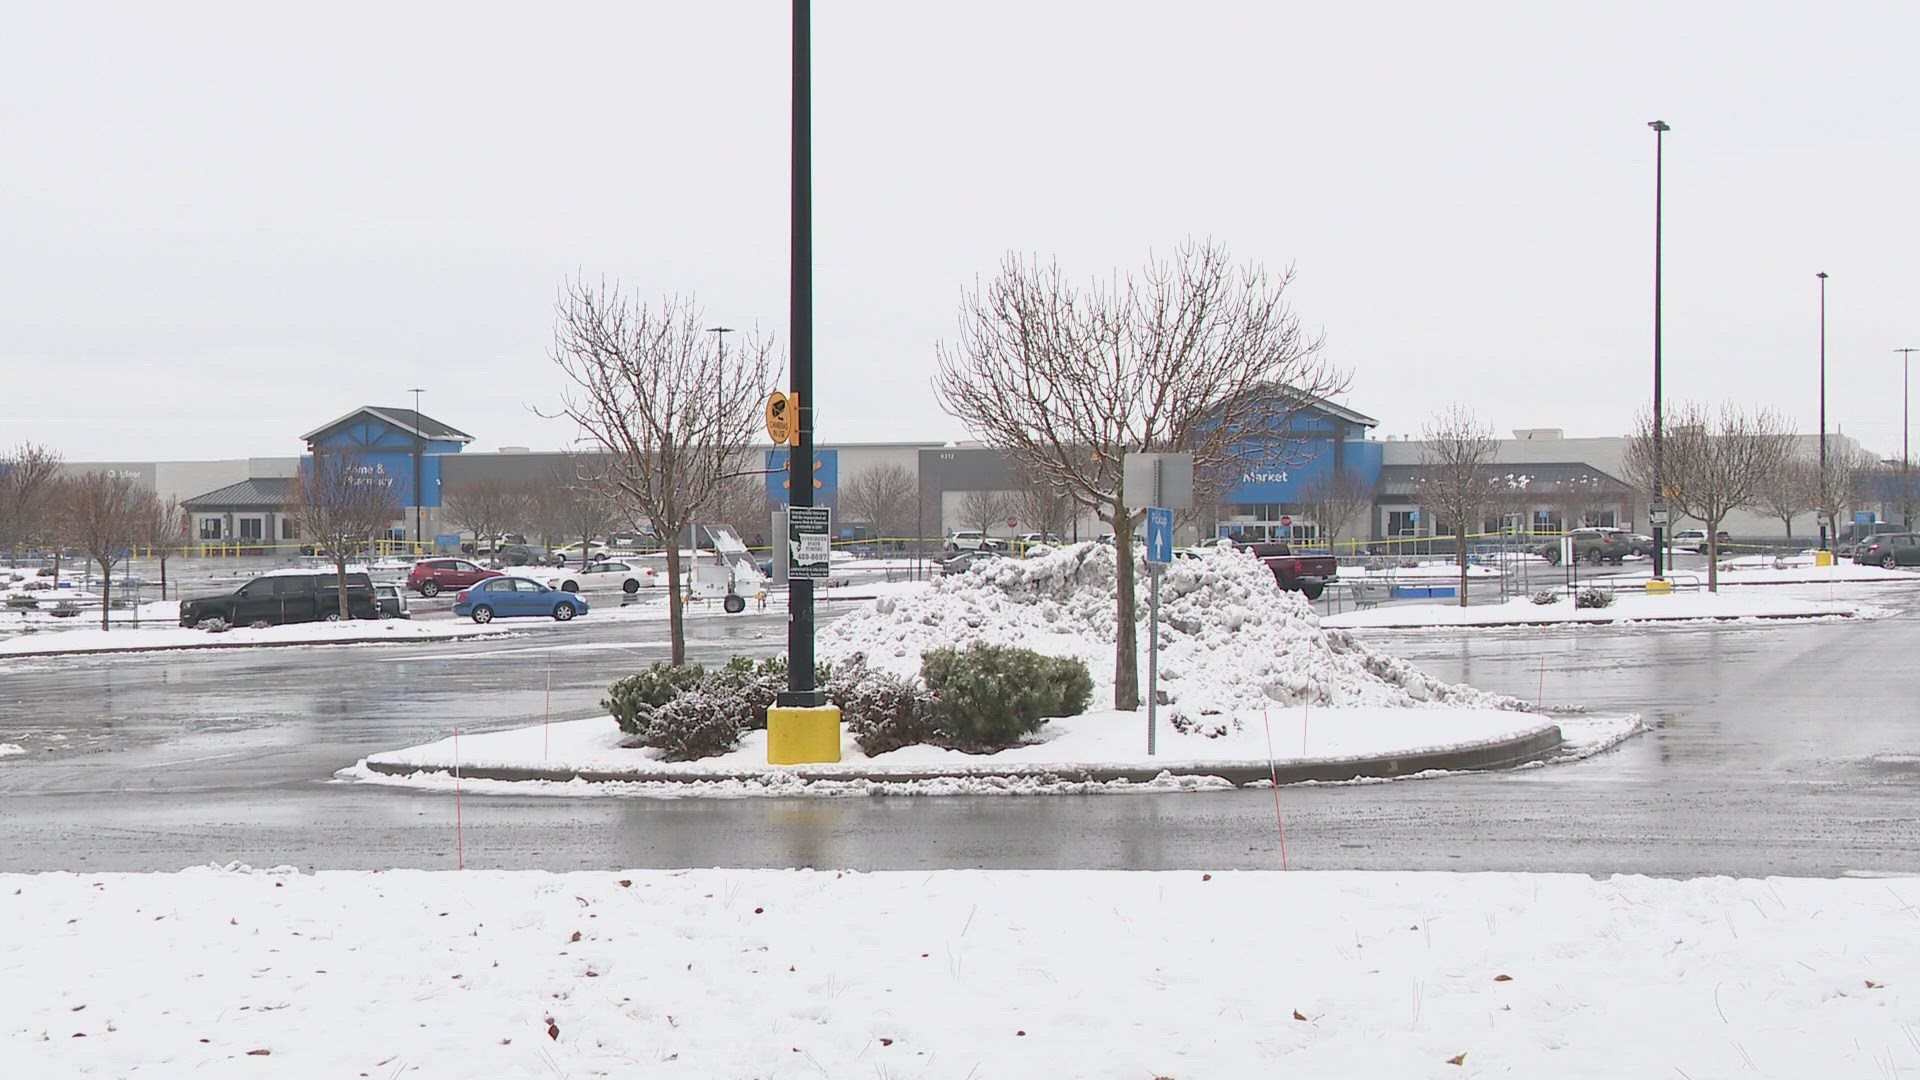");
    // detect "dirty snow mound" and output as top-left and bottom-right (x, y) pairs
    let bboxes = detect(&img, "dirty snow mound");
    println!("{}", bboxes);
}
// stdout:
(820, 543), (1522, 717)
